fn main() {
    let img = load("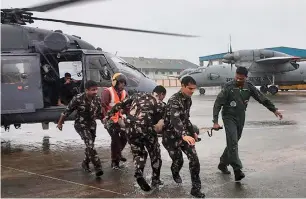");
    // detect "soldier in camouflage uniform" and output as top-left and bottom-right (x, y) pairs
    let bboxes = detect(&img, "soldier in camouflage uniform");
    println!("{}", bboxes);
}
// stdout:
(57, 80), (103, 177)
(213, 67), (283, 181)
(162, 76), (205, 198)
(105, 85), (167, 192)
